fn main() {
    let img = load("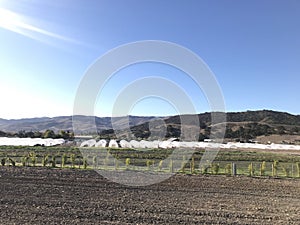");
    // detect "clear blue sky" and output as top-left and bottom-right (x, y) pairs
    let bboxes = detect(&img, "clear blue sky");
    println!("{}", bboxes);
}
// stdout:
(0, 0), (299, 119)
